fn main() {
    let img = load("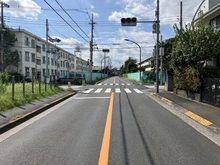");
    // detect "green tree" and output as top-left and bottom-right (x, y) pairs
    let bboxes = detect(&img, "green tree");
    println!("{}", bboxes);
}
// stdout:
(171, 22), (220, 91)
(0, 28), (19, 72)
(124, 57), (138, 73)
(172, 23), (220, 68)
